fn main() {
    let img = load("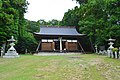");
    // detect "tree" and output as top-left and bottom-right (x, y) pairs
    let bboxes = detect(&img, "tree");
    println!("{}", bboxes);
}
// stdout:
(38, 19), (47, 26)
(63, 0), (120, 47)
(0, 0), (41, 53)
(72, 0), (88, 4)
(62, 6), (80, 27)
(0, 0), (18, 46)
(47, 19), (60, 26)
(26, 20), (40, 33)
